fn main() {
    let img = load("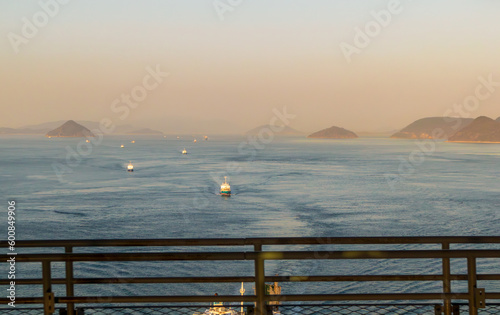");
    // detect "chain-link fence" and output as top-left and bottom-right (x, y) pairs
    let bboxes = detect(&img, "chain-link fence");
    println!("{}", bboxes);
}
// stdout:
(2, 304), (500, 315)
(279, 304), (434, 314)
(458, 304), (500, 315)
